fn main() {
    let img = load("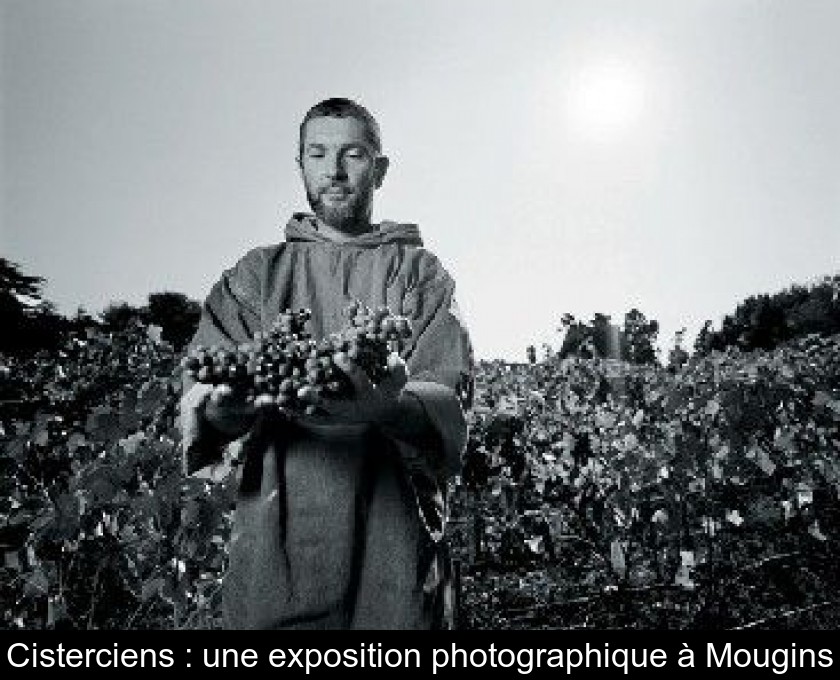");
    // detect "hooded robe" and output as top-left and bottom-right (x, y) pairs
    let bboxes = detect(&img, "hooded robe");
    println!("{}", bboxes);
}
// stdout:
(184, 214), (473, 629)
